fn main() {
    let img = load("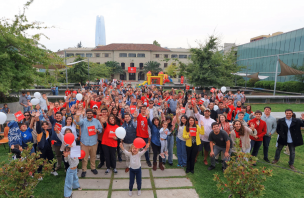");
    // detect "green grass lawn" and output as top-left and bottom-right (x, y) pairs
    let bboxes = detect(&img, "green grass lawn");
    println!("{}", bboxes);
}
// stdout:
(250, 104), (304, 112)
